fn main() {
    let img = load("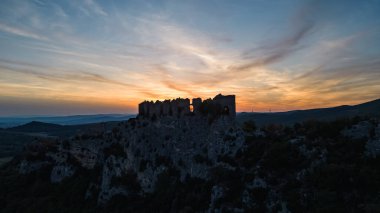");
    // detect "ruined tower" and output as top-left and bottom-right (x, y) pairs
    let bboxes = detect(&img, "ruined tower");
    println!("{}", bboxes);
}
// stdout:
(212, 94), (236, 118)
(138, 94), (236, 120)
